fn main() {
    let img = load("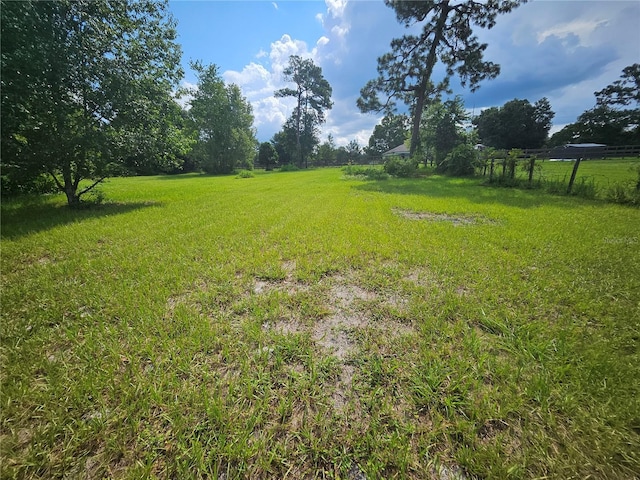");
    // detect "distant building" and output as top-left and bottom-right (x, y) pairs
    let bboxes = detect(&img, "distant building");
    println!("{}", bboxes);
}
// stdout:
(382, 144), (410, 158)
(550, 143), (607, 160)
